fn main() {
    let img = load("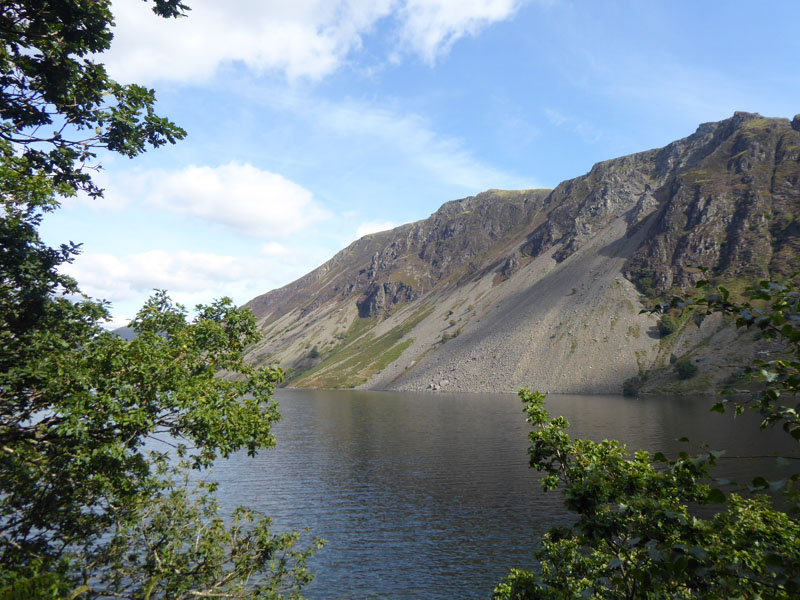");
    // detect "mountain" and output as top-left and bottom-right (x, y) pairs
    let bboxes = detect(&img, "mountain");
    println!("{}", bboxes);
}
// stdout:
(244, 112), (800, 394)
